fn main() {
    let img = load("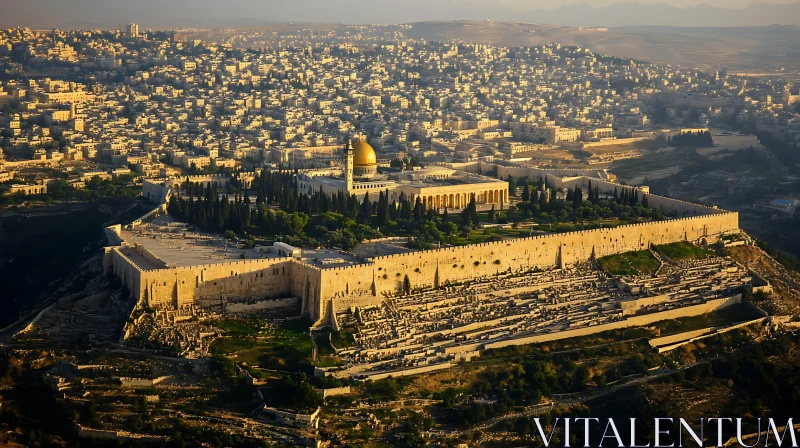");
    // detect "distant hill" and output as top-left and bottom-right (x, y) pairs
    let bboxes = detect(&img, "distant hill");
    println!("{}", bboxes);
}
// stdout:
(1, 1), (800, 29)
(516, 2), (800, 28)
(3, 1), (800, 70)
(405, 21), (800, 70)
